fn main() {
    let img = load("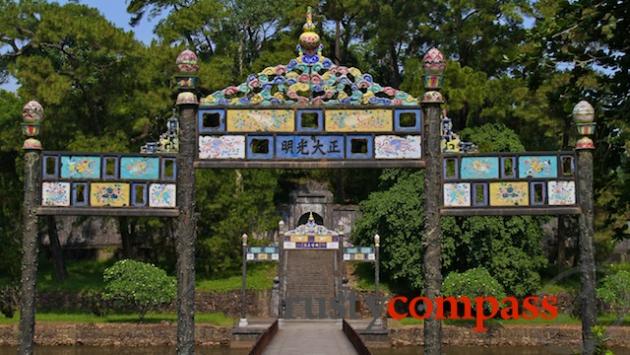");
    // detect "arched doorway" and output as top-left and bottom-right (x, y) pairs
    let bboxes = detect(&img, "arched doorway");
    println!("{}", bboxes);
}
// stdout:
(297, 212), (323, 226)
